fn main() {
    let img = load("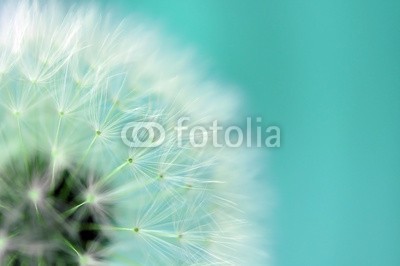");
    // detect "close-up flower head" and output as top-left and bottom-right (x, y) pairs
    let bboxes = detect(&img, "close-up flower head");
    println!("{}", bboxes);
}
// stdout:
(0, 1), (268, 265)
